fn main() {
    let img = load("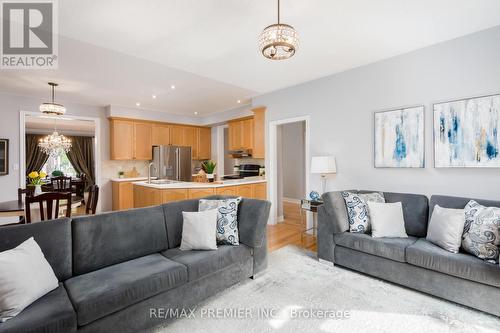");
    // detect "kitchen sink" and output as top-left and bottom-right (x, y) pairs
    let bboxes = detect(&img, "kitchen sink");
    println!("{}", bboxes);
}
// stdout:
(149, 179), (182, 184)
